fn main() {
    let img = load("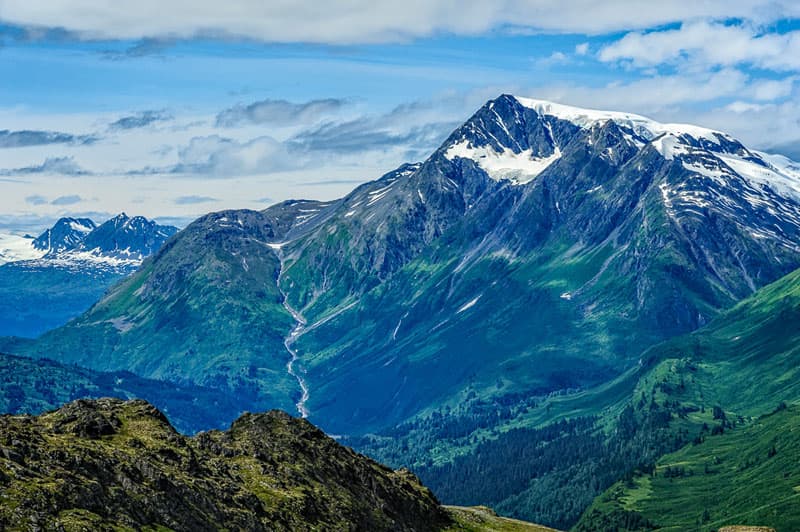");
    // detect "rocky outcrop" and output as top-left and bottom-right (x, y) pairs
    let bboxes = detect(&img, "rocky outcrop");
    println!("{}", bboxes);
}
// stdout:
(0, 398), (450, 531)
